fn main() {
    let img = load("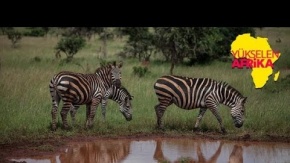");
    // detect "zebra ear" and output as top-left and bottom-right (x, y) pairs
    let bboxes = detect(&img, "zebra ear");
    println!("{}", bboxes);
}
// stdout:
(118, 61), (123, 68)
(129, 95), (134, 100)
(125, 96), (129, 102)
(242, 97), (247, 104)
(112, 61), (117, 67)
